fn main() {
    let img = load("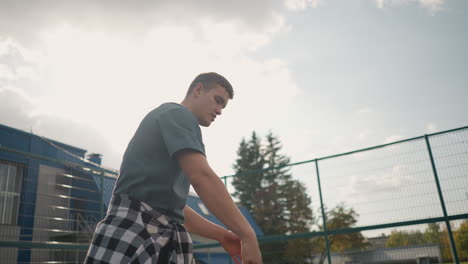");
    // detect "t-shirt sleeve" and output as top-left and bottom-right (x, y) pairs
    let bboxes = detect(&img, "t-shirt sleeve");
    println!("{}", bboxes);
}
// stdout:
(158, 108), (205, 158)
